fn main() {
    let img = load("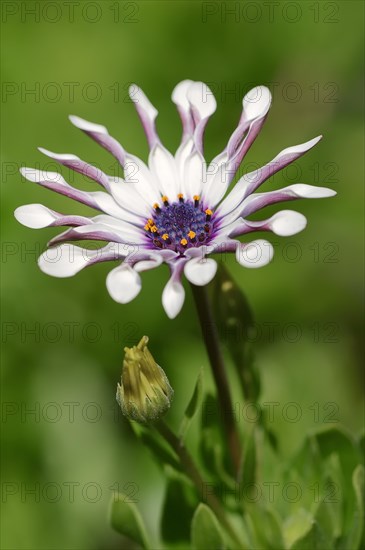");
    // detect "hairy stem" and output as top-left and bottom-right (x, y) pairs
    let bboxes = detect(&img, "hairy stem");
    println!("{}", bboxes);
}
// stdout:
(190, 283), (242, 477)
(156, 421), (244, 548)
